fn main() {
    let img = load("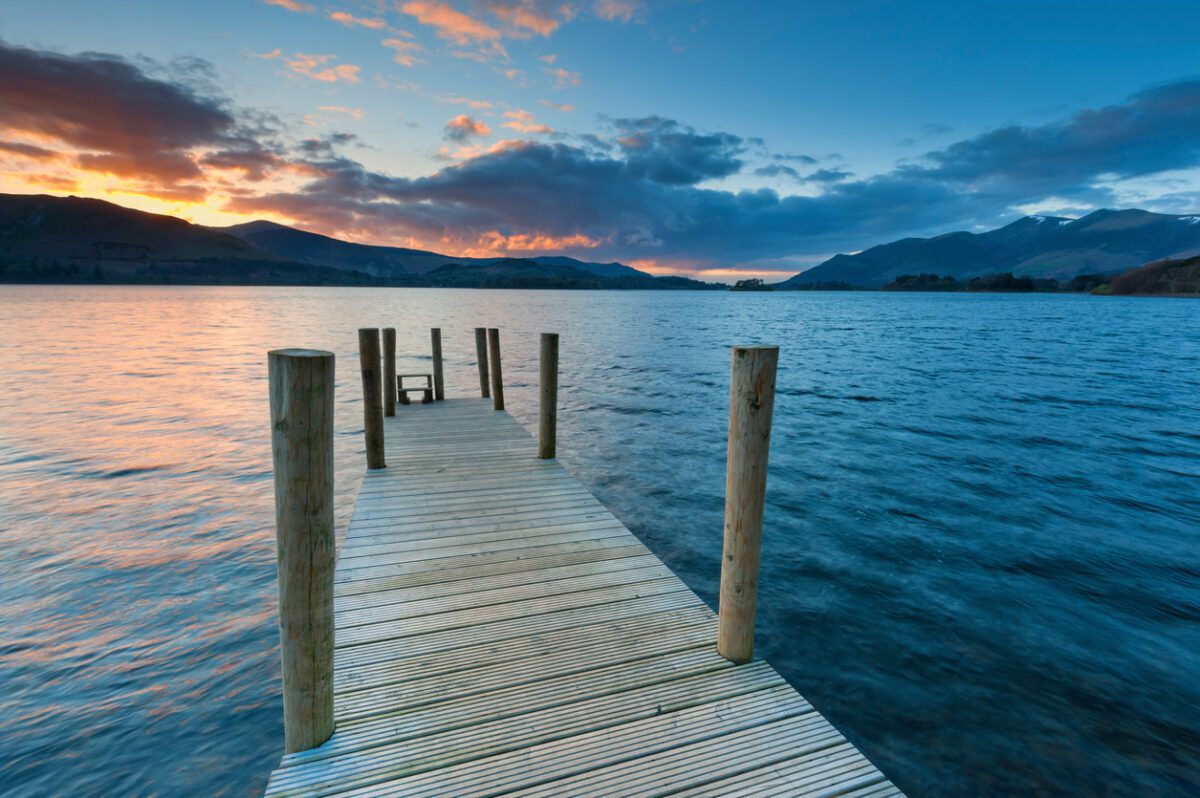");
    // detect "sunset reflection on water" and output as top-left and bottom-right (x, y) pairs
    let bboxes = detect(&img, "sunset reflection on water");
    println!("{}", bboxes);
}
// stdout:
(2, 285), (1198, 797)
